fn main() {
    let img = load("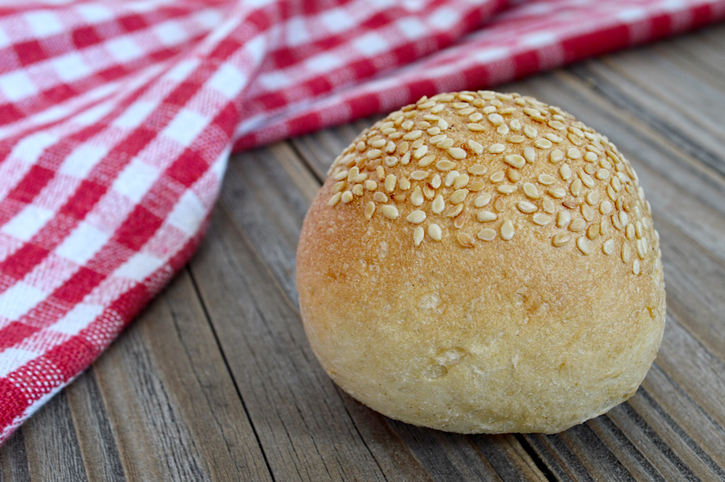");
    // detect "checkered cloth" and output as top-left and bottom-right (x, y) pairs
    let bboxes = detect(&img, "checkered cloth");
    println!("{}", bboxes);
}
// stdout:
(0, 0), (723, 445)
